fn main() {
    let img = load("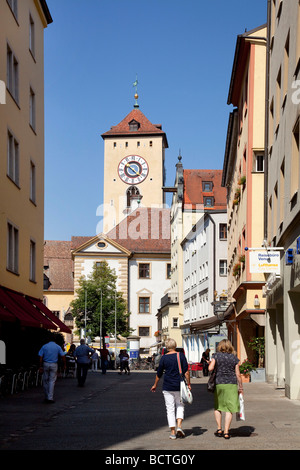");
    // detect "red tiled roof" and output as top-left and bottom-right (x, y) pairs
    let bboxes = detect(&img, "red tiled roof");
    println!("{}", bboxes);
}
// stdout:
(107, 207), (171, 253)
(101, 109), (168, 147)
(183, 169), (227, 210)
(44, 241), (74, 291)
